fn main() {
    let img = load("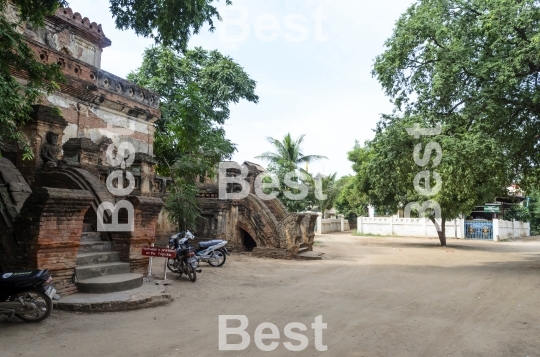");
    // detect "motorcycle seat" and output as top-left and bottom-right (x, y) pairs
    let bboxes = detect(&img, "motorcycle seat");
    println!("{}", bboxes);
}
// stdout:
(0, 270), (46, 288)
(198, 240), (224, 248)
